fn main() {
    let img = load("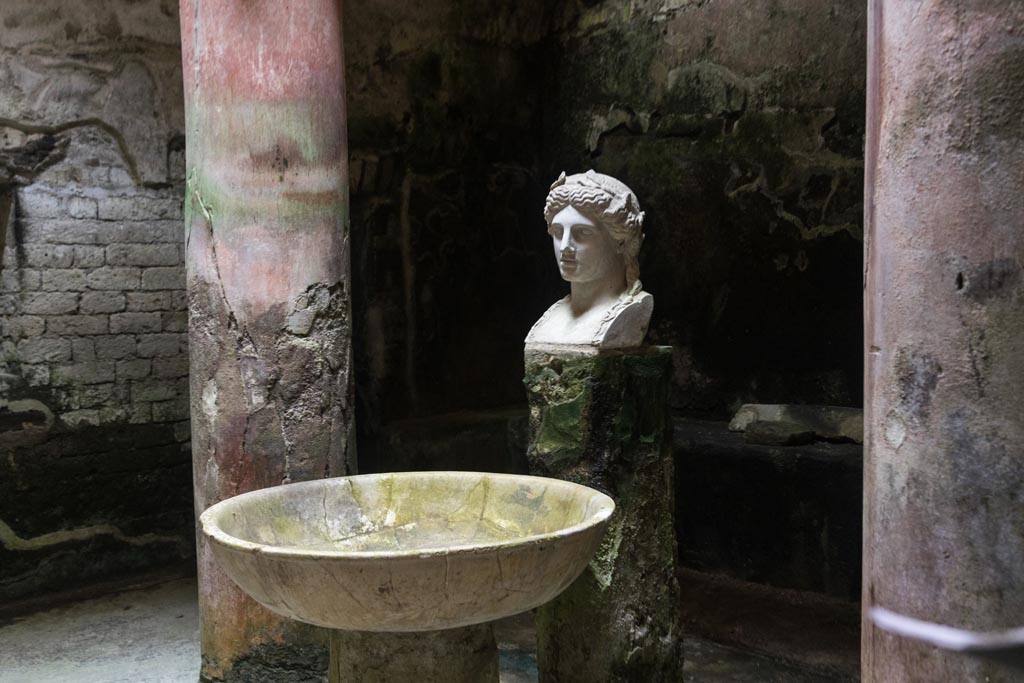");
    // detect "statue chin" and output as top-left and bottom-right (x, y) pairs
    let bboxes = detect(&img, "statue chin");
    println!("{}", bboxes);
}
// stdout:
(524, 289), (653, 350)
